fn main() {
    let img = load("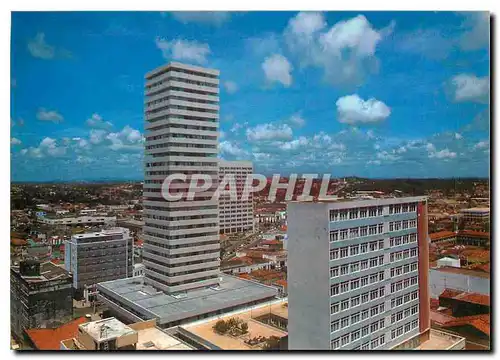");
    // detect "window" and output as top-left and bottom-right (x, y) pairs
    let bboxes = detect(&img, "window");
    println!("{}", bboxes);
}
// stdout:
(362, 325), (370, 337)
(389, 222), (394, 231)
(360, 226), (368, 237)
(395, 221), (401, 230)
(370, 241), (378, 251)
(402, 204), (408, 212)
(379, 302), (385, 313)
(379, 255), (384, 265)
(380, 334), (385, 345)
(370, 273), (378, 284)
(341, 264), (349, 276)
(341, 300), (349, 311)
(369, 225), (377, 235)
(331, 320), (340, 332)
(361, 342), (370, 350)
(409, 203), (416, 212)
(402, 220), (409, 229)
(361, 243), (368, 253)
(361, 293), (369, 304)
(339, 210), (348, 221)
(350, 245), (360, 256)
(330, 266), (339, 278)
(378, 239), (384, 249)
(379, 271), (385, 281)
(331, 338), (340, 349)
(378, 224), (384, 234)
(352, 312), (361, 324)
(331, 302), (339, 314)
(340, 229), (349, 240)
(410, 219), (417, 228)
(340, 247), (349, 258)
(351, 261), (360, 273)
(370, 257), (378, 268)
(360, 208), (367, 218)
(361, 260), (369, 270)
(330, 210), (339, 222)
(351, 296), (360, 307)
(341, 334), (350, 346)
(371, 338), (379, 349)
(341, 316), (349, 328)
(369, 207), (377, 217)
(411, 248), (417, 257)
(330, 249), (339, 260)
(349, 209), (358, 219)
(331, 284), (339, 296)
(350, 227), (359, 238)
(330, 230), (339, 242)
(341, 281), (349, 293)
(378, 206), (383, 216)
(351, 330), (360, 342)
(379, 287), (385, 297)
(370, 322), (379, 333)
(371, 306), (379, 317)
(370, 289), (378, 301)
(394, 205), (401, 214)
(351, 279), (360, 290)
(361, 276), (369, 287)
(402, 235), (409, 244)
